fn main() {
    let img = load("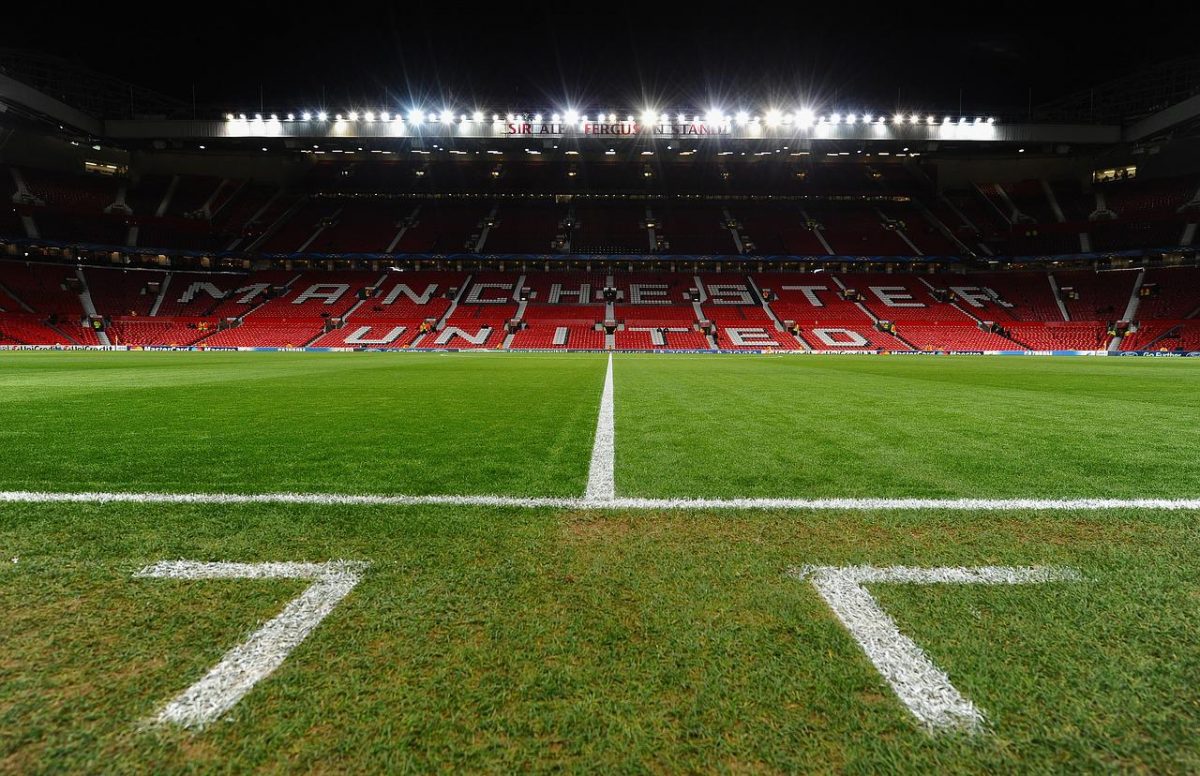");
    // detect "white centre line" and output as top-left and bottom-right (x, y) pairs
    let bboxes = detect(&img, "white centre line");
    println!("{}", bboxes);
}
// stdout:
(584, 353), (616, 504)
(1, 490), (1198, 510)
